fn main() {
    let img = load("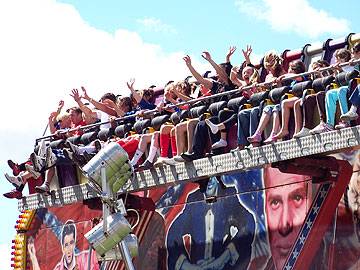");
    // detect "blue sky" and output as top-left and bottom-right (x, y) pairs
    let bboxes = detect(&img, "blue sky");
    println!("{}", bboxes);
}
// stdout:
(0, 0), (359, 268)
